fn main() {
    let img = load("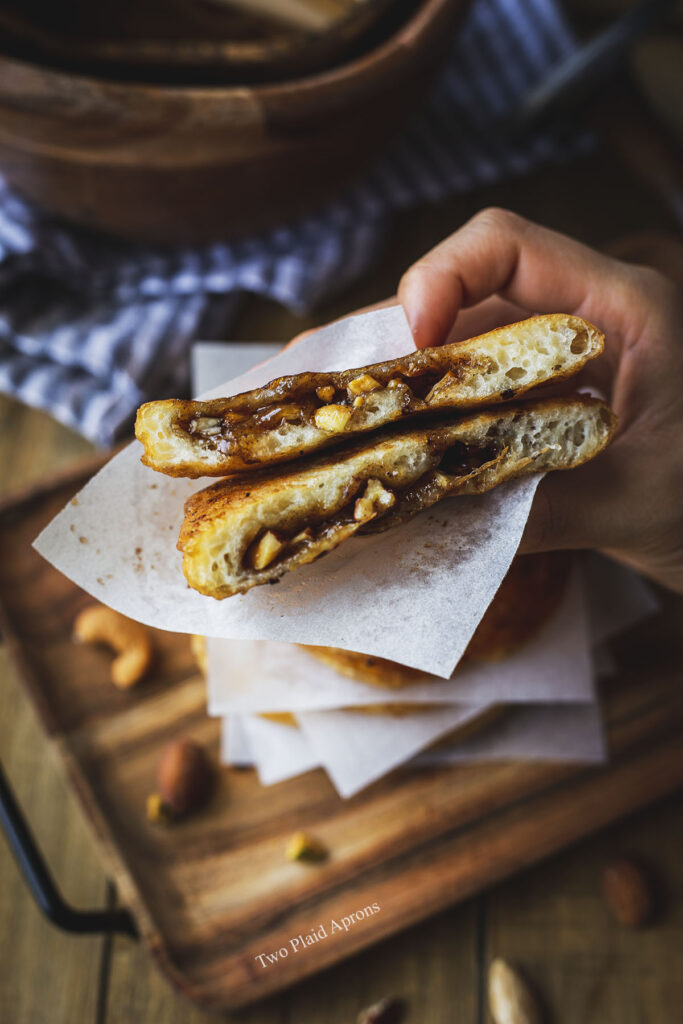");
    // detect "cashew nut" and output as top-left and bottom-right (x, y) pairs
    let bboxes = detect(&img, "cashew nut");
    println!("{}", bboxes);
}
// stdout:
(73, 604), (153, 689)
